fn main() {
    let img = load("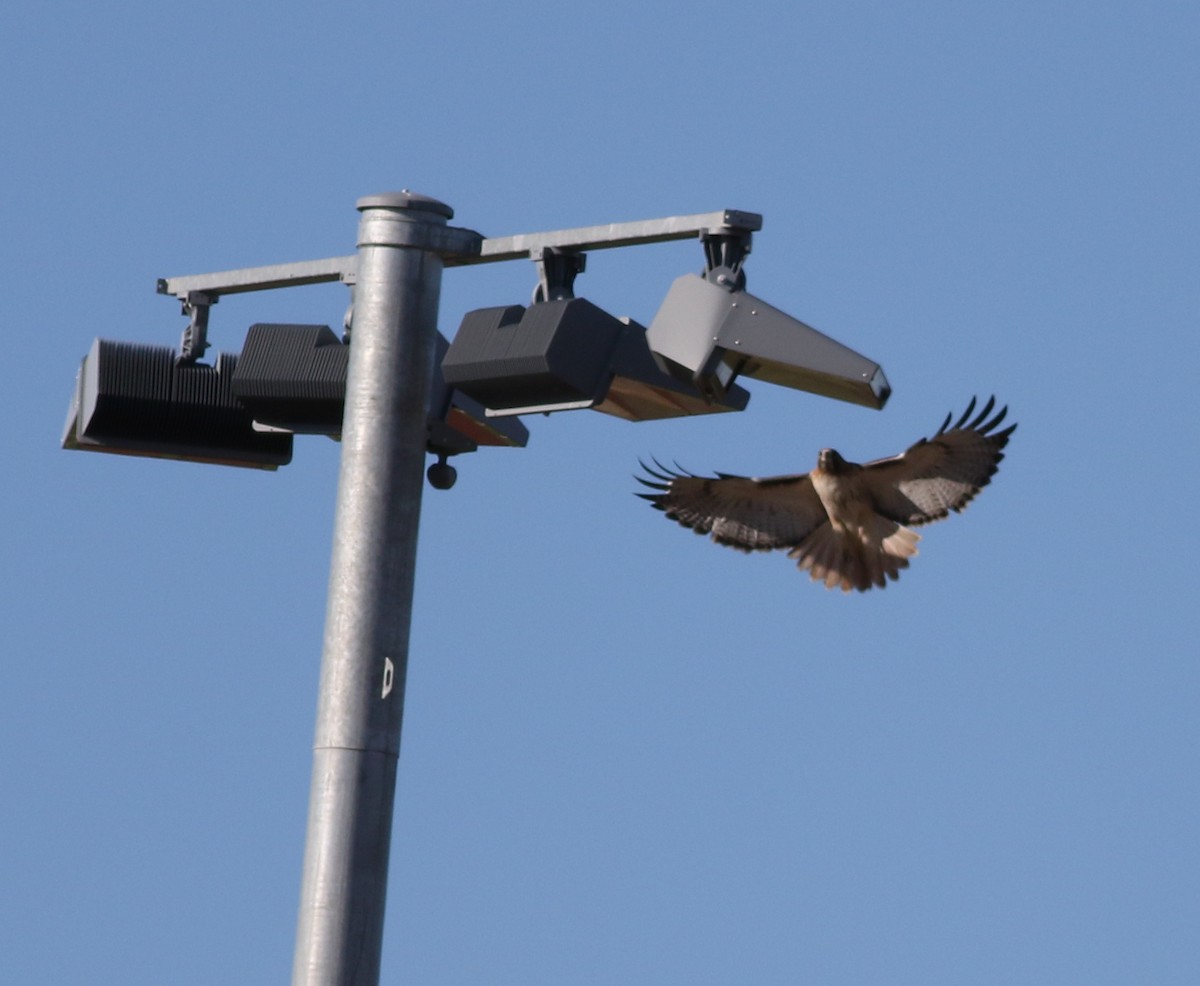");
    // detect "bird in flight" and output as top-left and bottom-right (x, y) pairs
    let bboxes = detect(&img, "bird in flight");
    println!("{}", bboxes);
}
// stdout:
(636, 397), (1015, 592)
